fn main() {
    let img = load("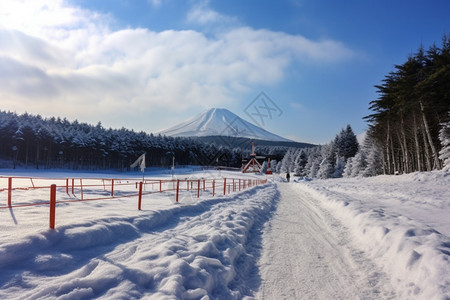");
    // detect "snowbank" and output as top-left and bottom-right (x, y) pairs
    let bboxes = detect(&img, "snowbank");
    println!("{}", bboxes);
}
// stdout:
(295, 171), (450, 299)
